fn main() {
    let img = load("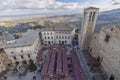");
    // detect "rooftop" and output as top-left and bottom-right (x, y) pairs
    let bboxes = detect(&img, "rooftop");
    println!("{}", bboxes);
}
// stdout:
(0, 34), (15, 41)
(1, 30), (39, 48)
(41, 23), (74, 31)
(85, 7), (99, 10)
(115, 25), (120, 31)
(102, 25), (120, 31)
